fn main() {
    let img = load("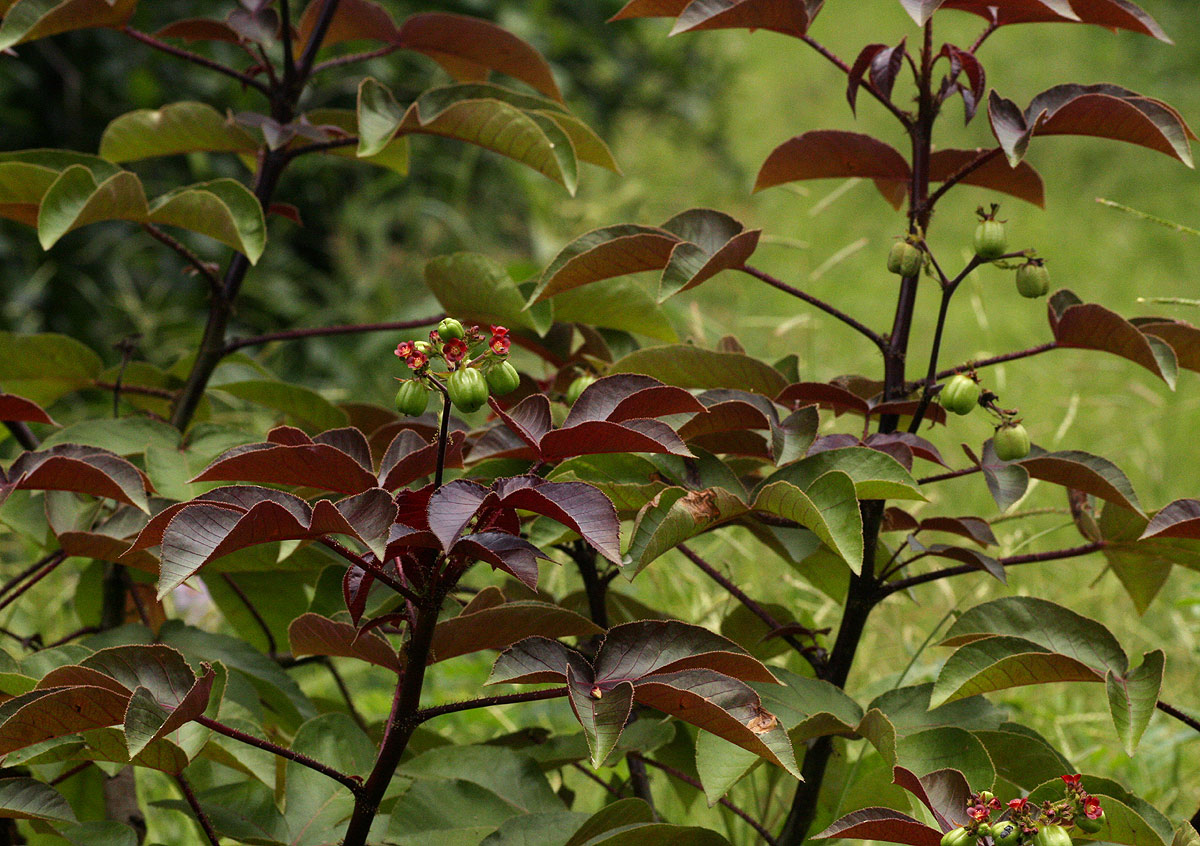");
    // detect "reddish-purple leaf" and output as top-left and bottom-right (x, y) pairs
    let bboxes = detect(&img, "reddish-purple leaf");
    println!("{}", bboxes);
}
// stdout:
(868, 433), (948, 467)
(487, 394), (553, 453)
(126, 669), (216, 756)
(396, 13), (563, 102)
(531, 224), (681, 303)
(1049, 291), (1176, 385)
(0, 687), (130, 756)
(343, 563), (374, 625)
(1136, 320), (1200, 372)
(939, 0), (1078, 27)
(493, 476), (622, 564)
(814, 807), (943, 846)
(38, 666), (133, 697)
(669, 0), (814, 38)
(154, 18), (244, 43)
(466, 424), (537, 464)
(540, 419), (693, 461)
(883, 507), (921, 533)
(595, 620), (777, 684)
(288, 613), (400, 672)
(487, 636), (591, 685)
(1, 446), (150, 513)
(658, 208), (761, 299)
(868, 39), (906, 104)
(566, 375), (704, 426)
(871, 399), (948, 426)
(1019, 448), (1143, 516)
(377, 429), (465, 490)
(568, 665), (633, 767)
(847, 44), (890, 115)
(929, 149), (1045, 207)
(678, 399), (773, 442)
(191, 428), (378, 494)
(294, 0), (399, 47)
(1066, 0), (1169, 41)
(755, 130), (910, 193)
(988, 91), (1037, 166)
(0, 393), (56, 425)
(609, 0), (692, 19)
(899, 0), (947, 25)
(430, 587), (601, 663)
(632, 669), (797, 774)
(918, 516), (996, 547)
(1140, 499), (1200, 540)
(426, 480), (490, 551)
(938, 45), (985, 122)
(924, 544), (1006, 583)
(451, 531), (554, 589)
(893, 766), (974, 831)
(776, 382), (870, 416)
